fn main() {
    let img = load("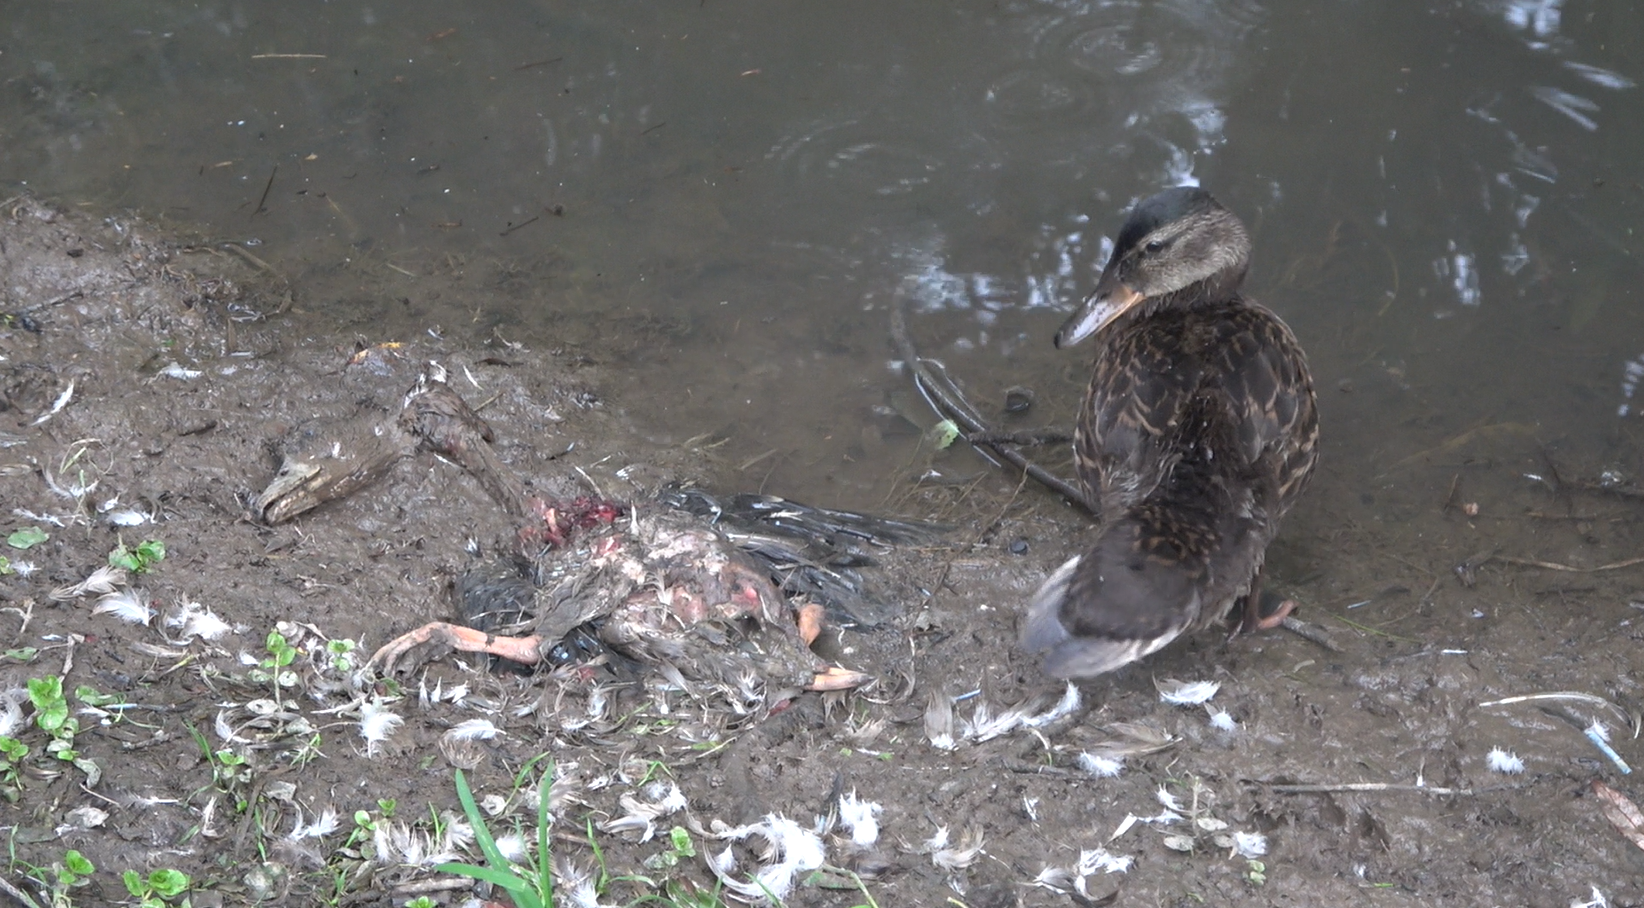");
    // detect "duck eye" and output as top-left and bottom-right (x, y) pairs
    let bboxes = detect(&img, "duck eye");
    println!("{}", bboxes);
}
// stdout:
(1143, 239), (1166, 254)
